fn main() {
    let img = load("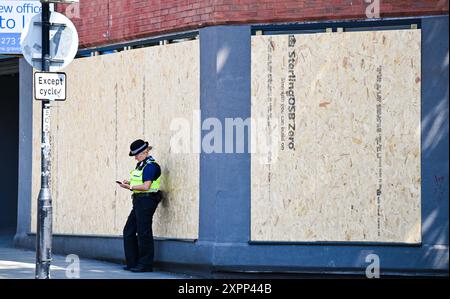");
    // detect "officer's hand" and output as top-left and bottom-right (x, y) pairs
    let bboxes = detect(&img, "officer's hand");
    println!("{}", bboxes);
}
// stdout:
(119, 183), (130, 190)
(123, 180), (130, 184)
